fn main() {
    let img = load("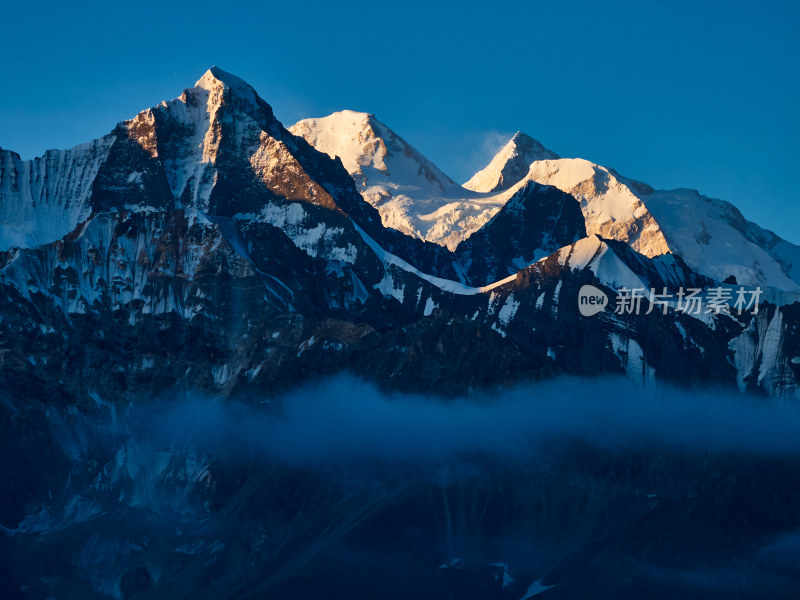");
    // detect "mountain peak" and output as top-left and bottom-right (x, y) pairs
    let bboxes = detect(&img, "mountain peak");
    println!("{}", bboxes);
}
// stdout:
(291, 110), (383, 142)
(289, 110), (456, 191)
(463, 132), (559, 193)
(195, 66), (251, 91)
(193, 66), (261, 109)
(329, 109), (376, 122)
(510, 131), (557, 157)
